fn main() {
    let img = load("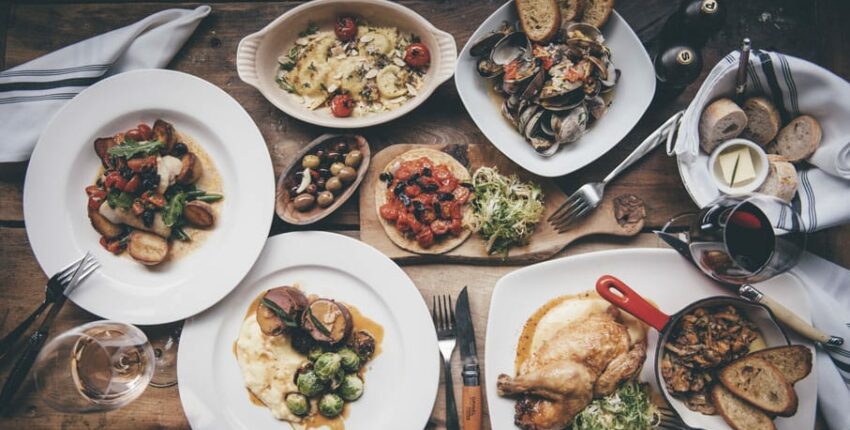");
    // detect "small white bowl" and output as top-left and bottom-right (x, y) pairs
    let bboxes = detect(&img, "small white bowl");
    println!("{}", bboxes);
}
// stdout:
(707, 138), (769, 195)
(236, 0), (457, 128)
